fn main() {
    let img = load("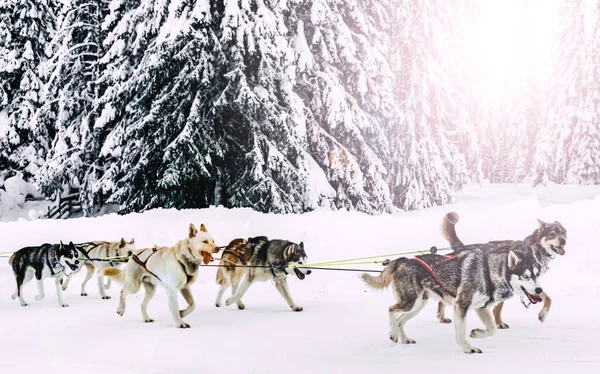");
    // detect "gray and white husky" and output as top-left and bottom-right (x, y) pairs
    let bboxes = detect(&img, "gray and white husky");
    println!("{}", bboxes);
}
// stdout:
(362, 245), (544, 354)
(9, 241), (80, 307)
